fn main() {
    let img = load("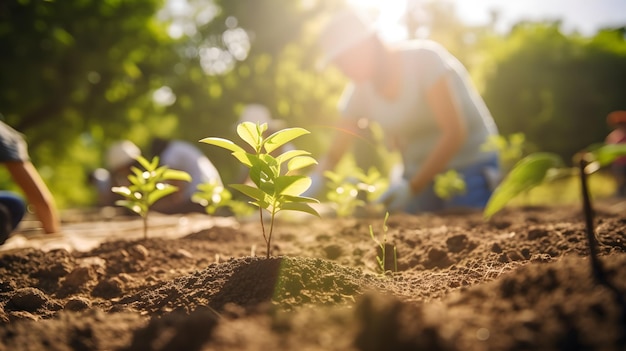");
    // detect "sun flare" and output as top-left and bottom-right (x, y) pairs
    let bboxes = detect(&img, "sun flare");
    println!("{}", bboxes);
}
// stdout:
(347, 0), (409, 41)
